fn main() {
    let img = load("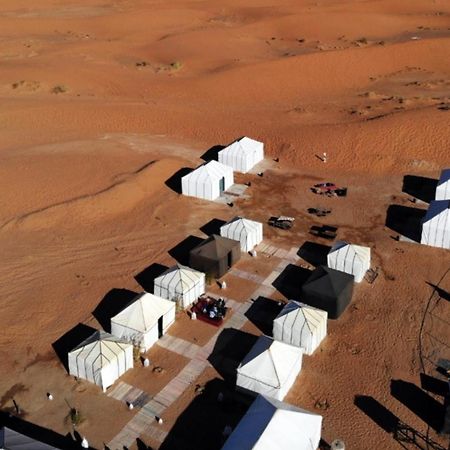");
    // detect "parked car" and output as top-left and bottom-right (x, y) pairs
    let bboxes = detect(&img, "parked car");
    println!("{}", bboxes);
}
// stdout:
(268, 216), (294, 230)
